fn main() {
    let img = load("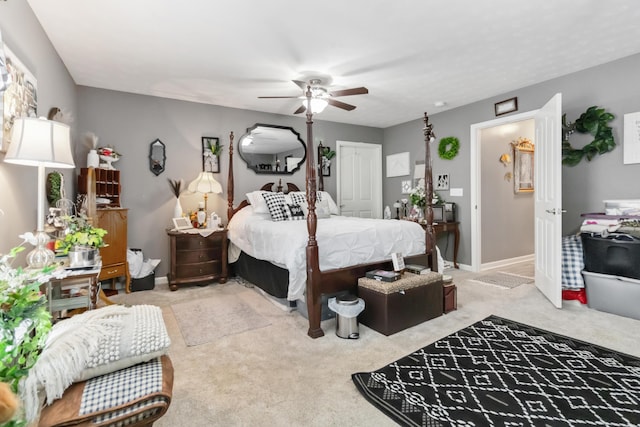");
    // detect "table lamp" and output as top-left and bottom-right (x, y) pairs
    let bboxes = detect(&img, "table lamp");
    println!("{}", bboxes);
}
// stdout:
(4, 117), (75, 268)
(188, 171), (222, 225)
